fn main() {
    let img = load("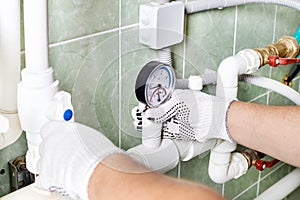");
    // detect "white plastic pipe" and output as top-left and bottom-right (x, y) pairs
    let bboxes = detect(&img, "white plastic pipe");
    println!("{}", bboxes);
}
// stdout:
(185, 0), (300, 14)
(173, 139), (216, 161)
(239, 74), (300, 105)
(254, 168), (300, 200)
(0, 0), (23, 150)
(127, 139), (179, 173)
(209, 49), (260, 184)
(217, 49), (260, 99)
(23, 0), (49, 72)
(208, 140), (248, 183)
(19, 0), (59, 174)
(0, 0), (20, 111)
